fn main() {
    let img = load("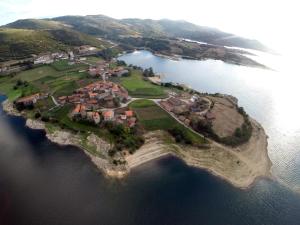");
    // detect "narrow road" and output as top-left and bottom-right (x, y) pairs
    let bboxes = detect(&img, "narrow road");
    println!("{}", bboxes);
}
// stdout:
(51, 95), (60, 107)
